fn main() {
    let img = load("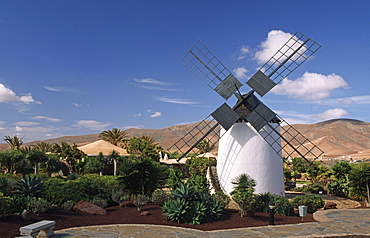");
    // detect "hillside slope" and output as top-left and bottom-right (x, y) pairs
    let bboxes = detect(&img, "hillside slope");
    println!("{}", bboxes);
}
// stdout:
(1, 119), (369, 159)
